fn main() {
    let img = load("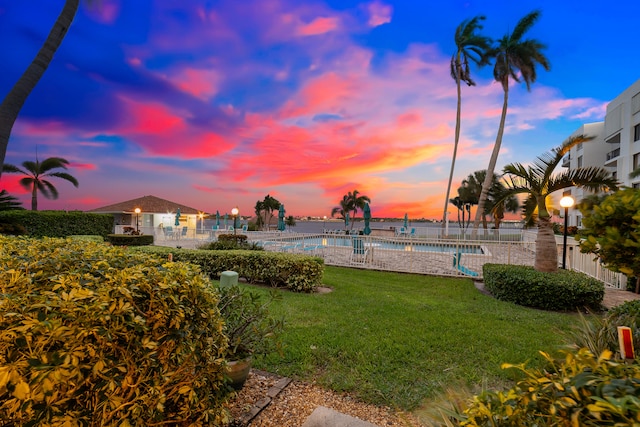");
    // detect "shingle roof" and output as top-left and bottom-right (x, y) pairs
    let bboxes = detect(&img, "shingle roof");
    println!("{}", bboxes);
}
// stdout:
(88, 195), (204, 215)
